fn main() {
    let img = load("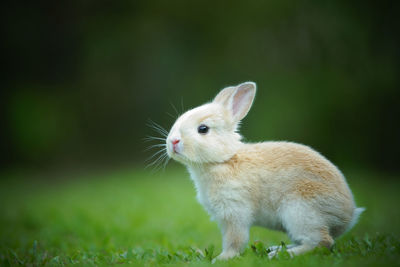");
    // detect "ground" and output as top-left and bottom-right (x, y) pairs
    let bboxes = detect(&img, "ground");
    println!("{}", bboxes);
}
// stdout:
(0, 166), (399, 266)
